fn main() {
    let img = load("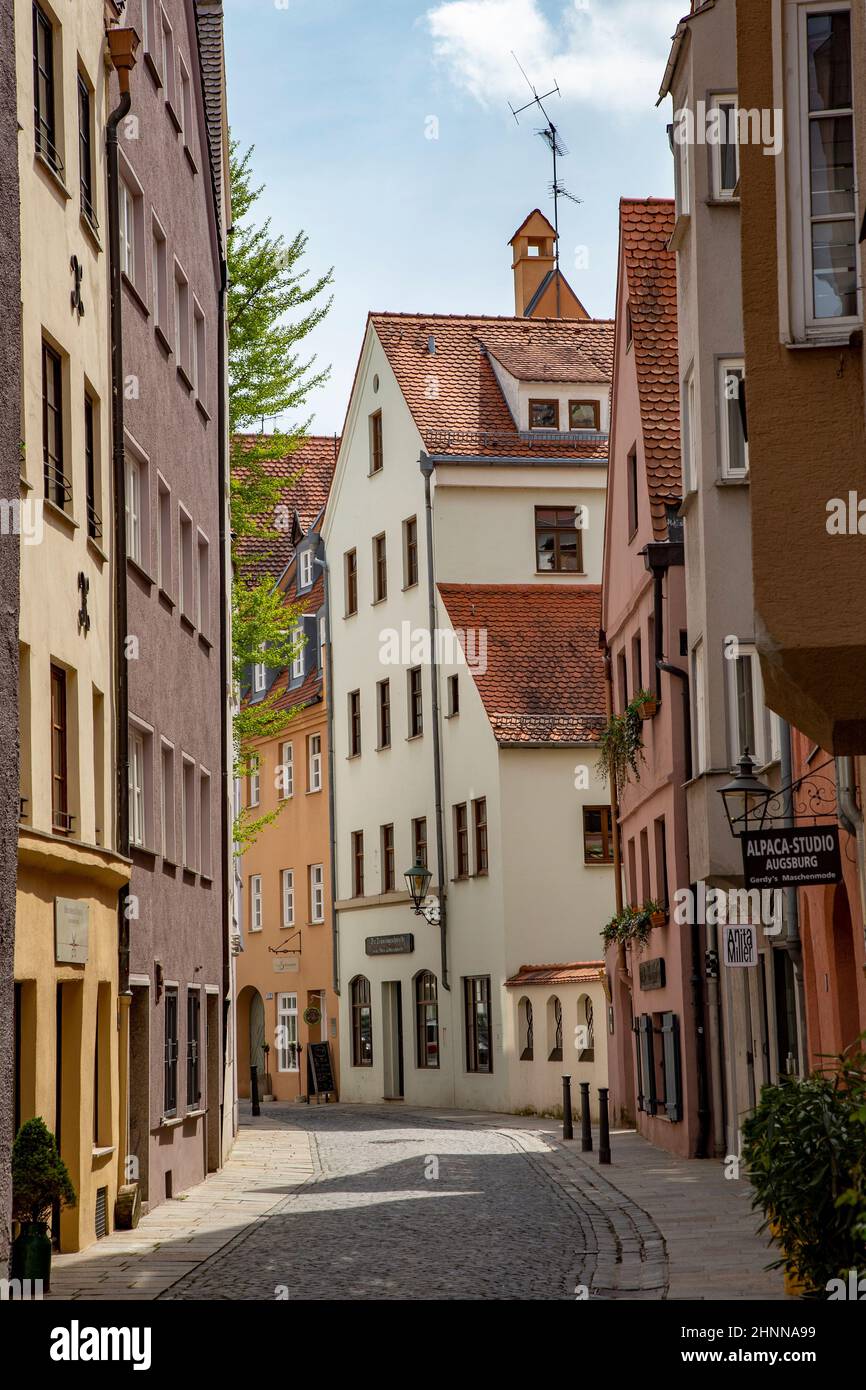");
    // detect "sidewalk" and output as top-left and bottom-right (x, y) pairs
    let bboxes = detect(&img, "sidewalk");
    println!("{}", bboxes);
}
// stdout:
(47, 1113), (314, 1300)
